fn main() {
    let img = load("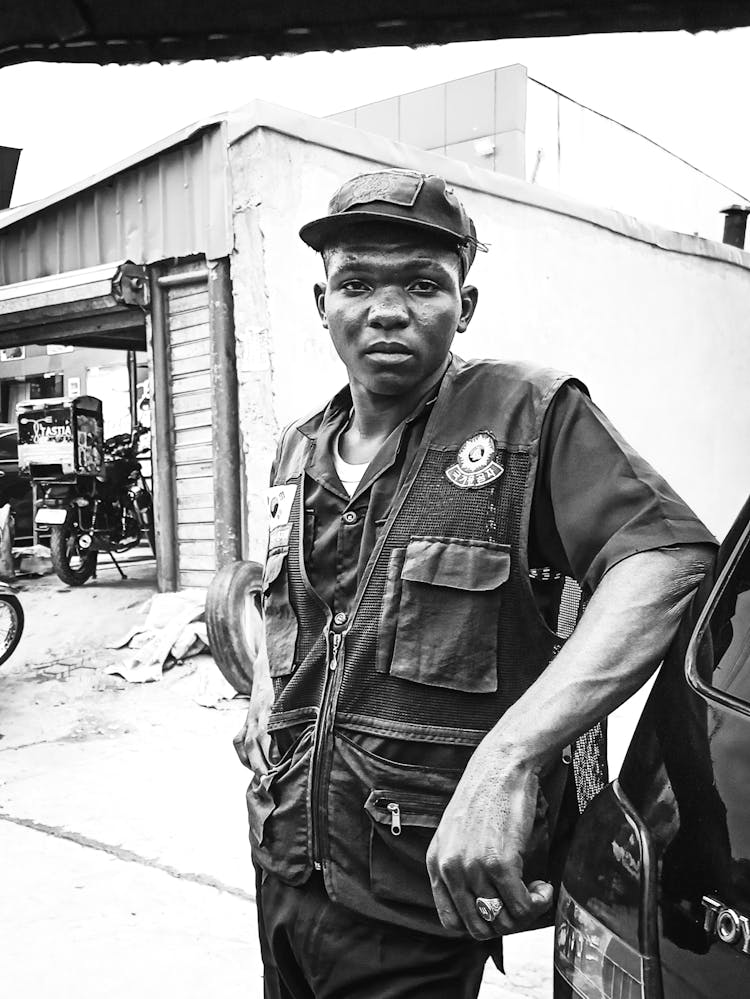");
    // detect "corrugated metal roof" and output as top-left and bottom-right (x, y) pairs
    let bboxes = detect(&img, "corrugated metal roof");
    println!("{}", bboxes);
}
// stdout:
(0, 118), (231, 284)
(2, 99), (749, 290)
